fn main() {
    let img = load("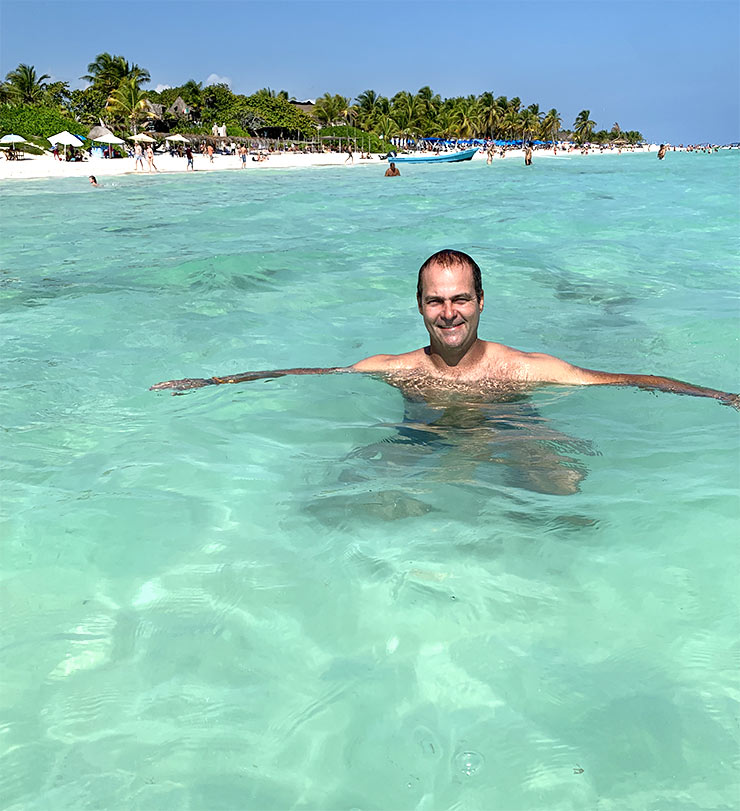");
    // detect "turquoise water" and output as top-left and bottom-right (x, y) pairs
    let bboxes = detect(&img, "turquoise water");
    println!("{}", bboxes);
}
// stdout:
(2, 153), (739, 810)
